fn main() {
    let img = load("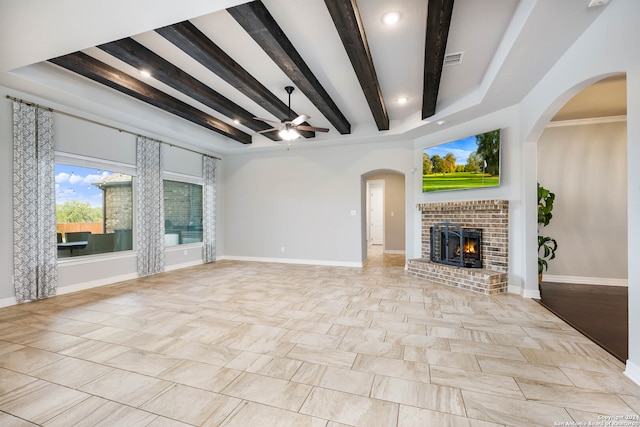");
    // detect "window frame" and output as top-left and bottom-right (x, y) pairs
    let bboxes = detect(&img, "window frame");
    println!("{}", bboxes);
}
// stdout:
(55, 151), (137, 261)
